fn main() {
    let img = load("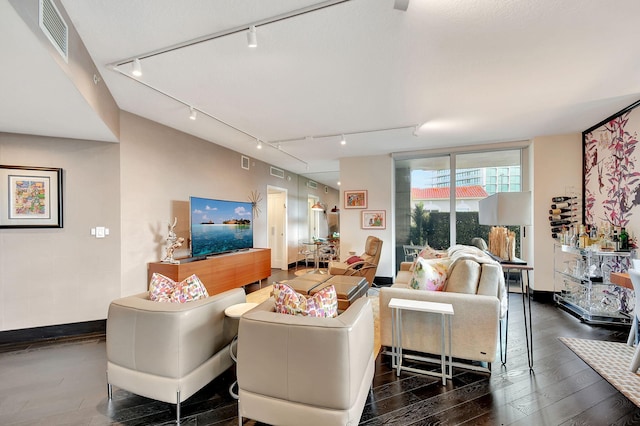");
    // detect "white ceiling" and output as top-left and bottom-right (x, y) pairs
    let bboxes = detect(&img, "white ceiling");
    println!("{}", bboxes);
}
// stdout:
(3, 0), (640, 188)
